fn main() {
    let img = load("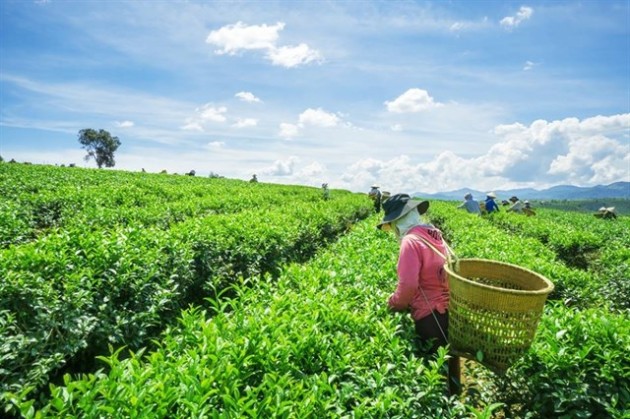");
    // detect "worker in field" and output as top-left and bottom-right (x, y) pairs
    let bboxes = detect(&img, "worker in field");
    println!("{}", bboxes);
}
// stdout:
(594, 206), (617, 219)
(457, 193), (481, 215)
(322, 183), (330, 200)
(507, 196), (524, 213)
(377, 193), (461, 395)
(368, 184), (383, 213)
(484, 192), (500, 214)
(523, 200), (536, 216)
(249, 174), (258, 183)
